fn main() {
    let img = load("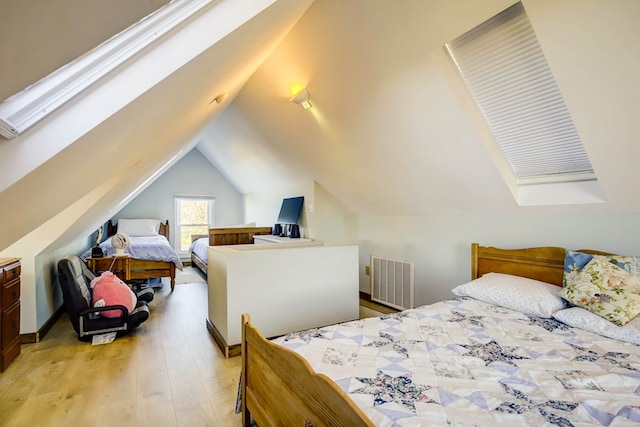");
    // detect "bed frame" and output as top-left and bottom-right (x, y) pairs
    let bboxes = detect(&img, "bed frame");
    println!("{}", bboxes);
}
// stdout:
(240, 243), (608, 426)
(189, 226), (273, 276)
(103, 219), (177, 291)
(190, 234), (208, 275)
